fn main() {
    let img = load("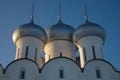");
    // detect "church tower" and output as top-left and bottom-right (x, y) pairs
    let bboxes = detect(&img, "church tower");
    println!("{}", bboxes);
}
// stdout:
(44, 1), (76, 62)
(12, 17), (47, 68)
(44, 19), (77, 62)
(73, 6), (106, 68)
